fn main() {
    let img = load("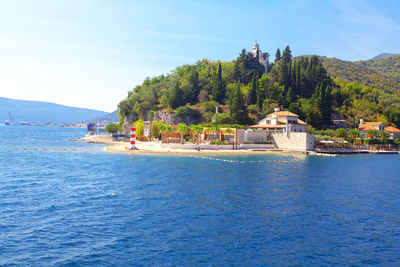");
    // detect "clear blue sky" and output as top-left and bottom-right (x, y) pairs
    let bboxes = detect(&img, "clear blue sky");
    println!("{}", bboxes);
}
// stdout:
(0, 0), (399, 112)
